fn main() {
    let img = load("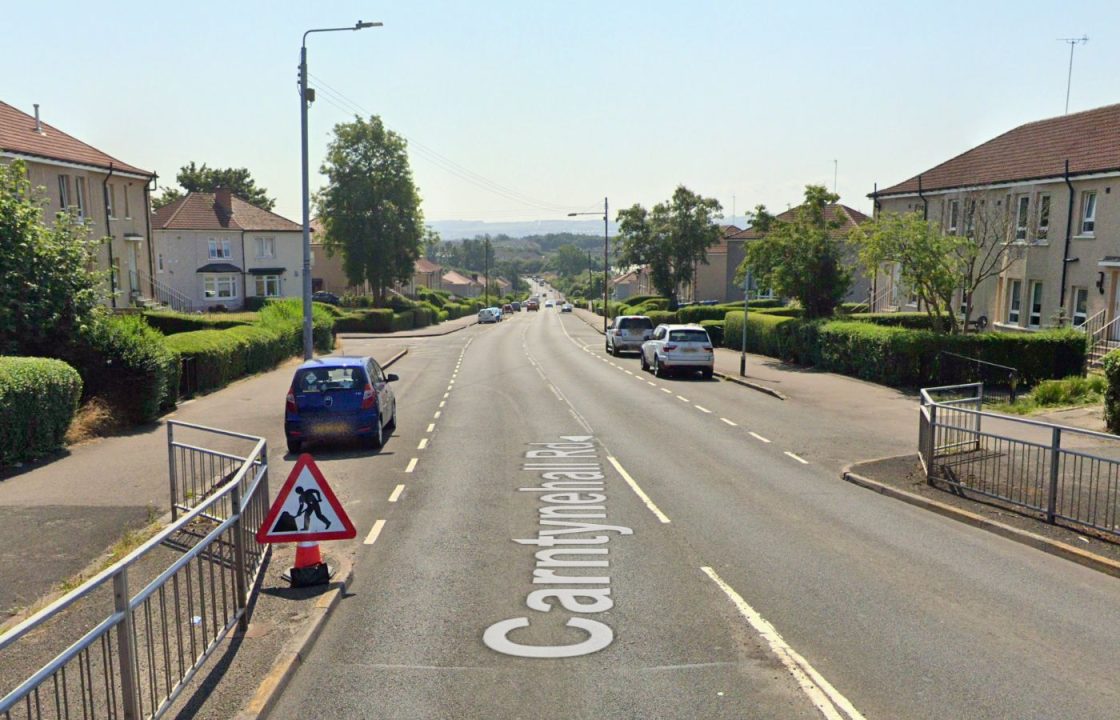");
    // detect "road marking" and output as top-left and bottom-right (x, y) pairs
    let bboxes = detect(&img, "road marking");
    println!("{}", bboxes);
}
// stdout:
(405, 458), (418, 473)
(364, 519), (386, 545)
(785, 451), (809, 464)
(608, 456), (670, 523)
(749, 432), (771, 443)
(418, 438), (429, 450)
(625, 370), (634, 375)
(721, 418), (738, 426)
(694, 405), (712, 413)
(434, 410), (442, 419)
(388, 484), (405, 502)
(443, 392), (450, 399)
(427, 423), (436, 433)
(661, 388), (672, 394)
(702, 567), (864, 720)
(439, 401), (446, 408)
(676, 395), (689, 402)
(648, 381), (657, 386)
